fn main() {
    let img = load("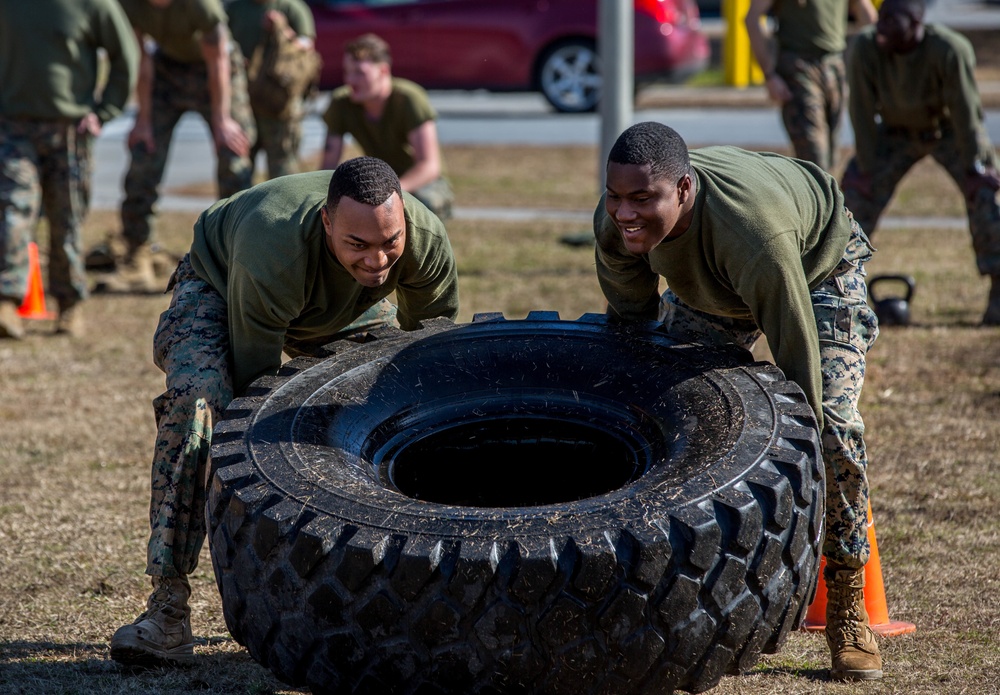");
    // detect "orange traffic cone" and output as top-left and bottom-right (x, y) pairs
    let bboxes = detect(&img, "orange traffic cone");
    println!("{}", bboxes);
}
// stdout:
(18, 241), (54, 320)
(802, 500), (917, 636)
